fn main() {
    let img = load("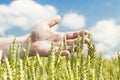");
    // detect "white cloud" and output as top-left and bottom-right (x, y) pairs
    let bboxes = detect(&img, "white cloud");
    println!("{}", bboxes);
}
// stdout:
(61, 13), (85, 29)
(0, 0), (58, 36)
(90, 19), (120, 58)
